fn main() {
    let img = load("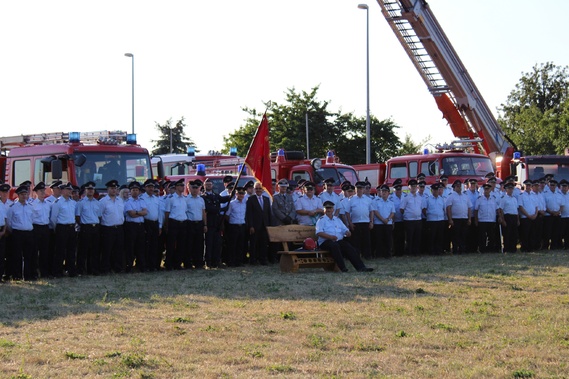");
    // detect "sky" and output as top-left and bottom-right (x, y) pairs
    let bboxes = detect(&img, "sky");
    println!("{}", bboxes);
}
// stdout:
(1, 0), (568, 159)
